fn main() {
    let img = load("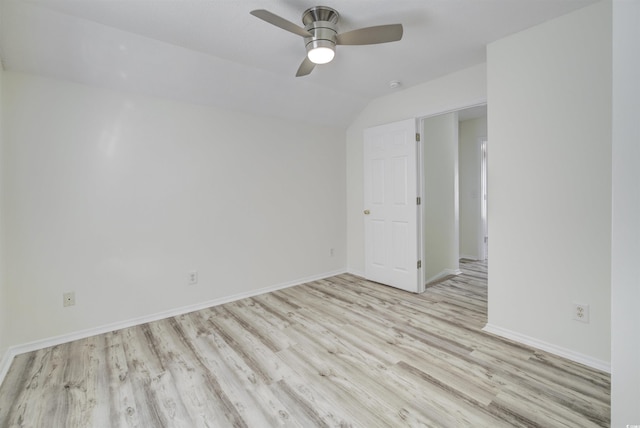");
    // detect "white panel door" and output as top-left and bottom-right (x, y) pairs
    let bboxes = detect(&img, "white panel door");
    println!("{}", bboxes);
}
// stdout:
(364, 119), (420, 292)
